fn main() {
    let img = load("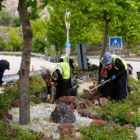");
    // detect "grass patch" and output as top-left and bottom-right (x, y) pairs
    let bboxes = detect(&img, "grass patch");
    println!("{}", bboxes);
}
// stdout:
(0, 122), (43, 140)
